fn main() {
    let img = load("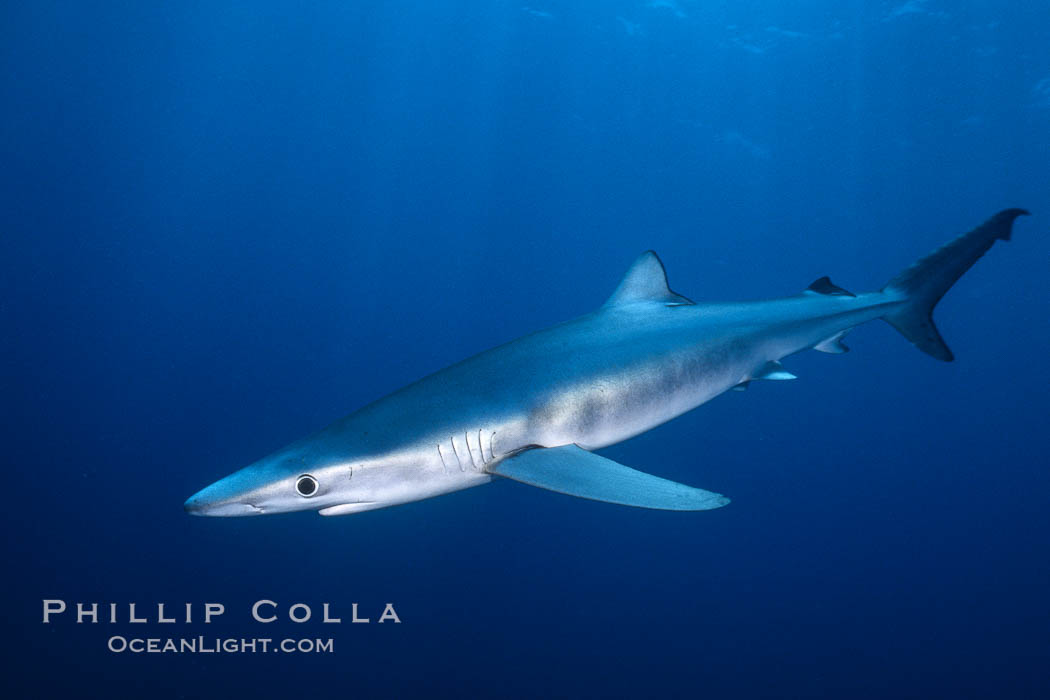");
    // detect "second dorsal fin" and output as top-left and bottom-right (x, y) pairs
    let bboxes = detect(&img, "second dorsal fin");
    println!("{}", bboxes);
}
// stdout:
(604, 251), (694, 308)
(805, 276), (855, 297)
